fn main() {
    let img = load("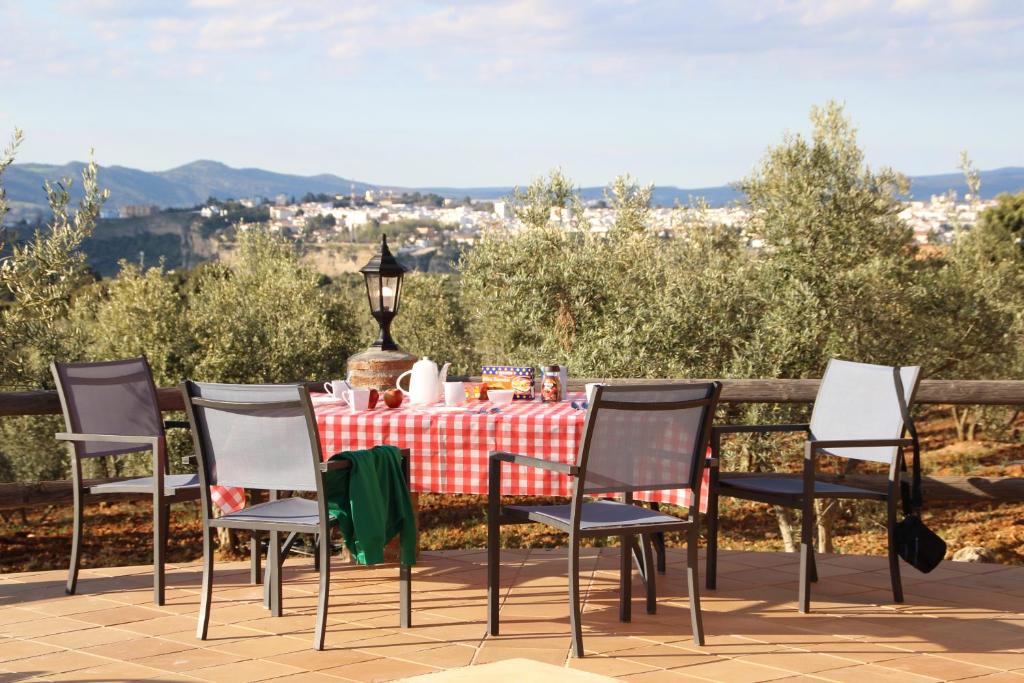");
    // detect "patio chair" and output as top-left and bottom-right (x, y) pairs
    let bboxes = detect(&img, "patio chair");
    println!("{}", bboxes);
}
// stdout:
(487, 382), (722, 658)
(705, 359), (921, 613)
(52, 357), (200, 606)
(181, 380), (412, 650)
